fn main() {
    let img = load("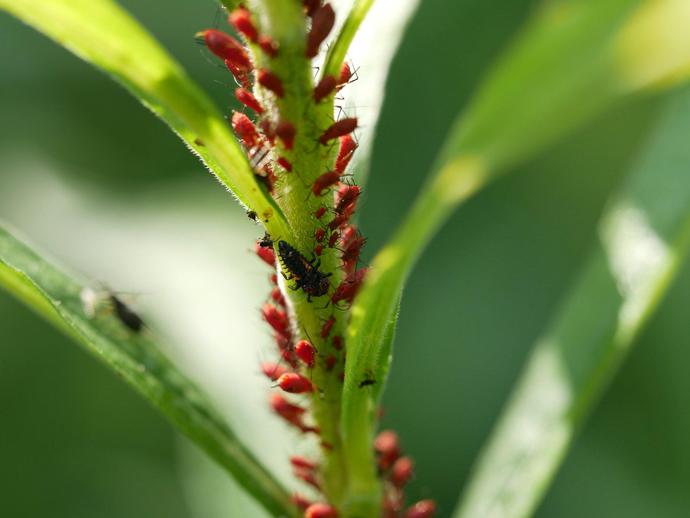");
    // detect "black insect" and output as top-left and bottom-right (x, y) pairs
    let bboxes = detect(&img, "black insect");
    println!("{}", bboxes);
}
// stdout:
(246, 210), (257, 221)
(358, 377), (376, 388)
(110, 295), (145, 333)
(258, 232), (273, 248)
(277, 240), (331, 302)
